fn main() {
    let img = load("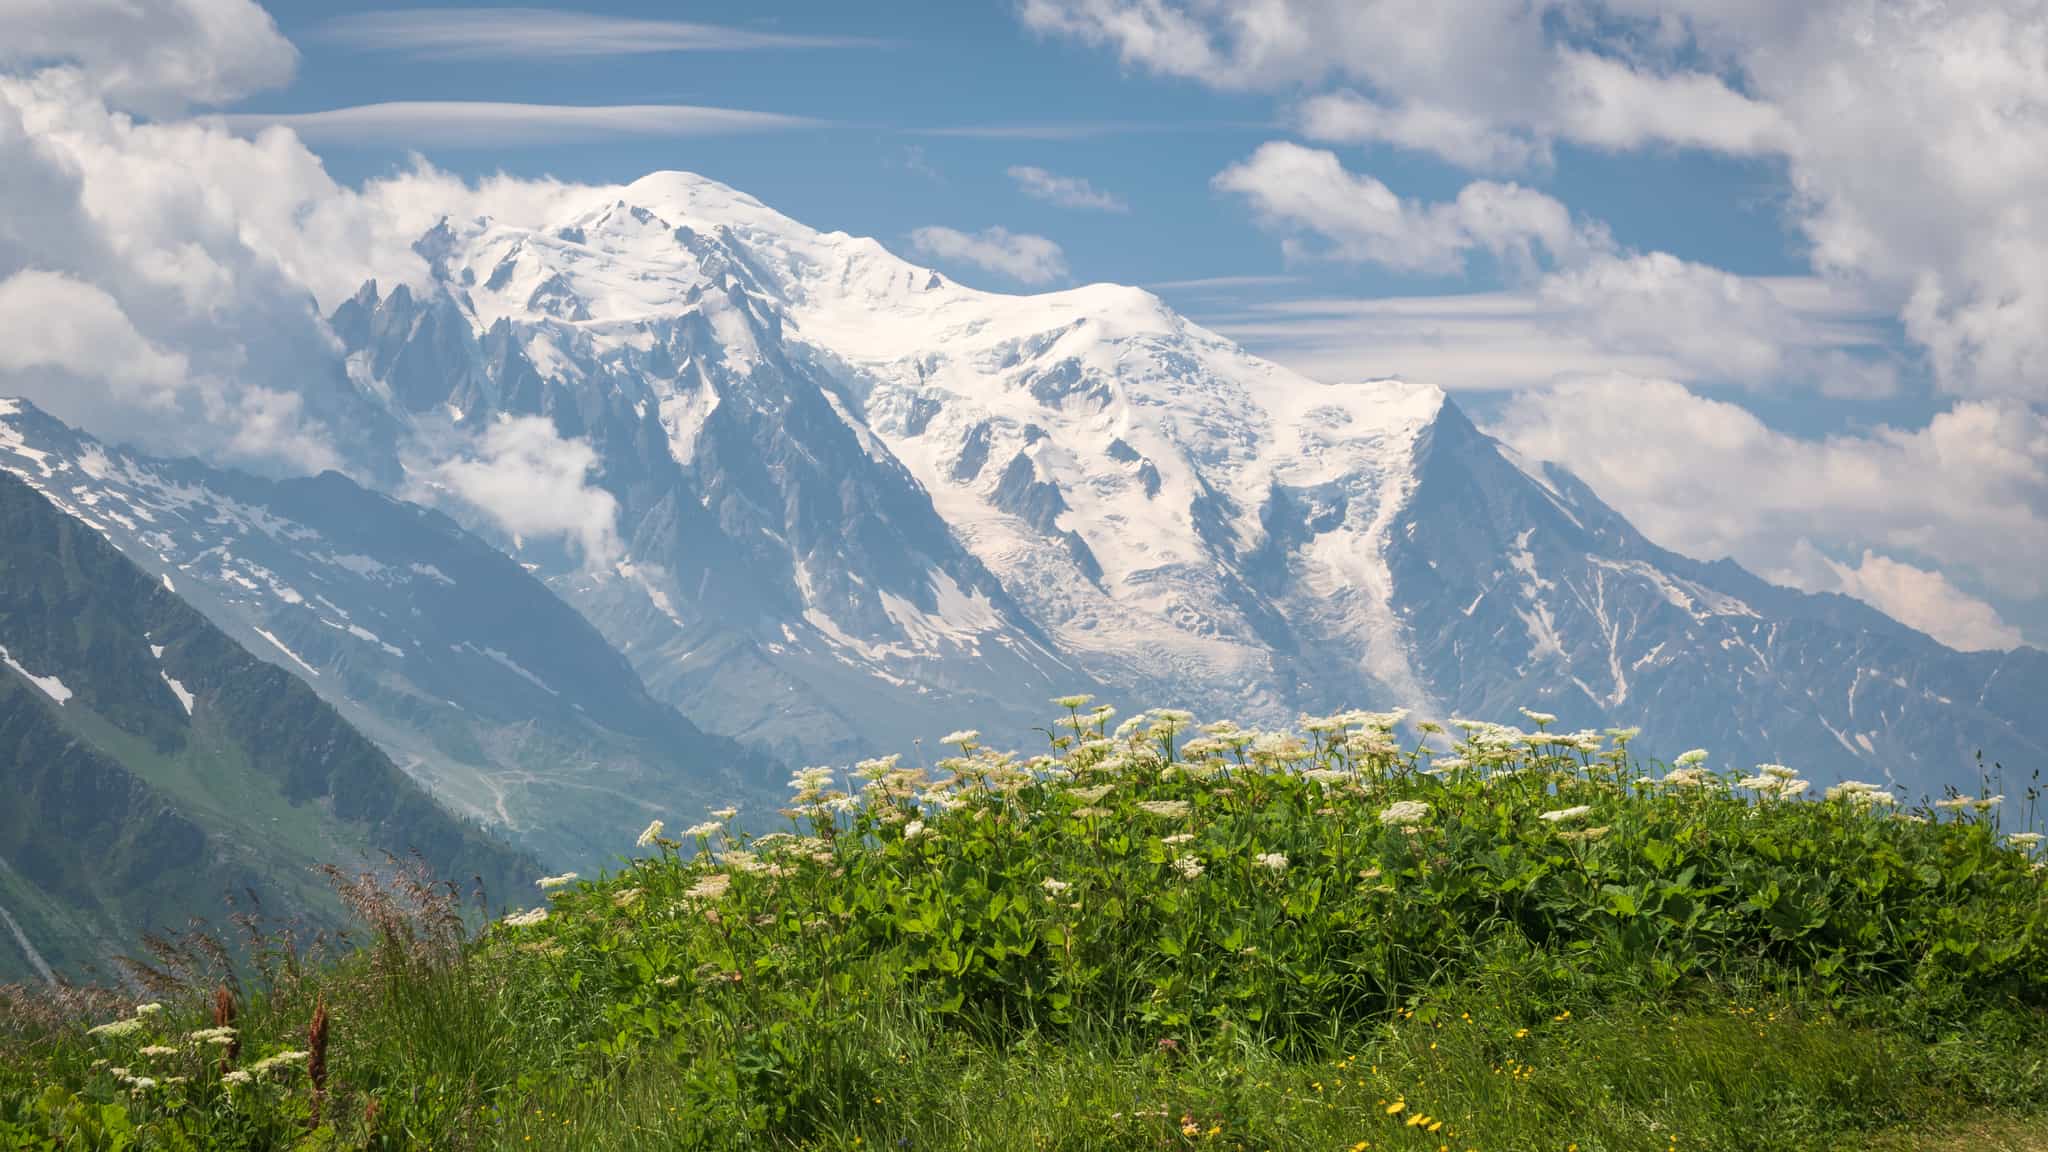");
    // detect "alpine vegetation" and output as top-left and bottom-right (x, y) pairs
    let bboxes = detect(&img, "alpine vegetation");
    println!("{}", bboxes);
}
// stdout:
(2, 705), (2044, 1149)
